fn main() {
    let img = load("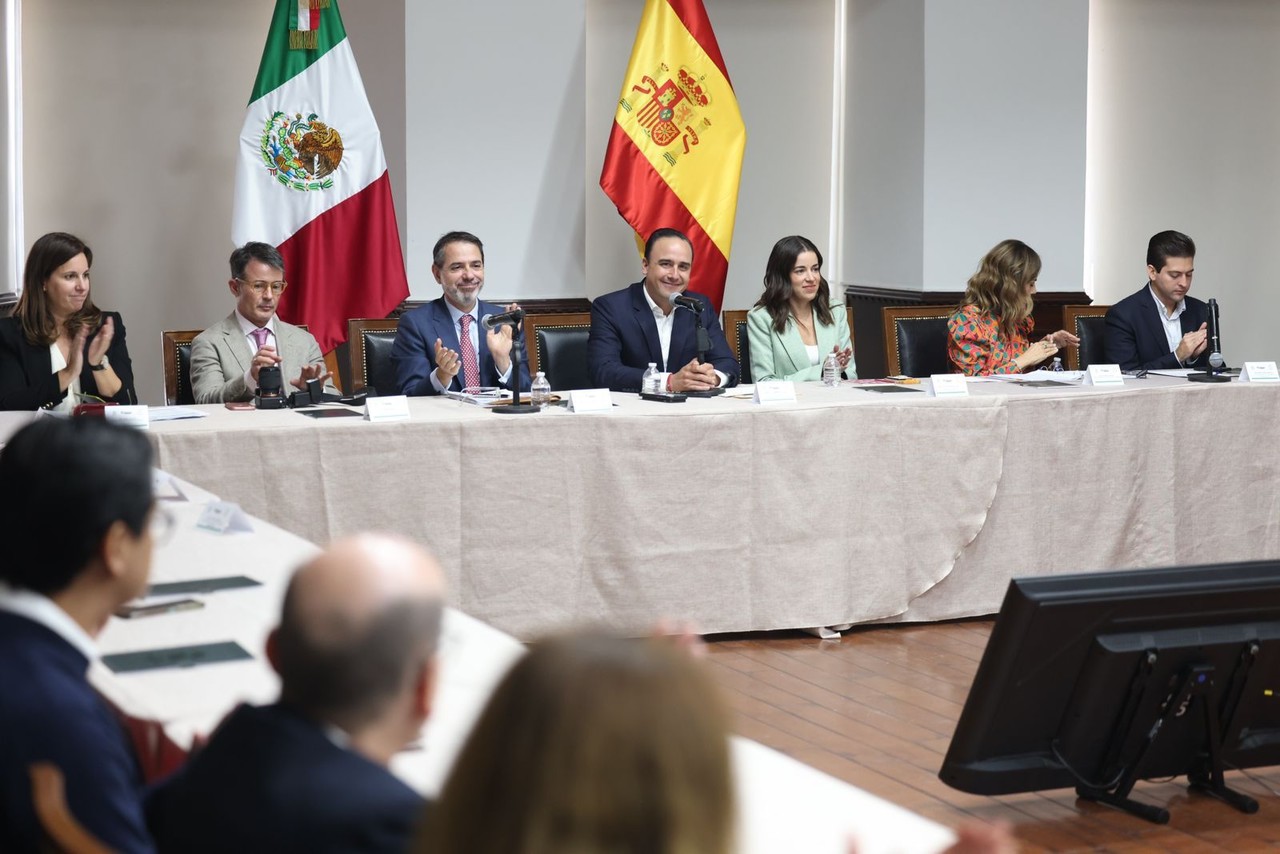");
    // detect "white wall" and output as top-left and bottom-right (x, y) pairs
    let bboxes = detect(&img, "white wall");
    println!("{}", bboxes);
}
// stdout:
(23, 0), (405, 404)
(1087, 0), (1280, 361)
(585, 0), (839, 311)
(405, 0), (586, 302)
(845, 0), (1088, 293)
